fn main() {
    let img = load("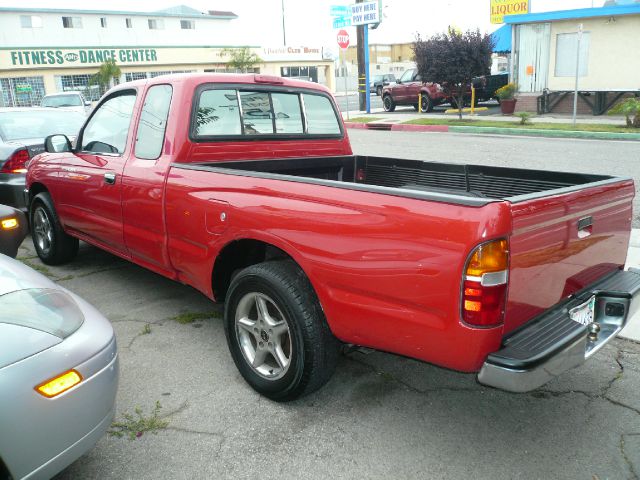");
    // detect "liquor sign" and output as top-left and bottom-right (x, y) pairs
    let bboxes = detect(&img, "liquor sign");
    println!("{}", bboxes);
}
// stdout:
(490, 0), (529, 24)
